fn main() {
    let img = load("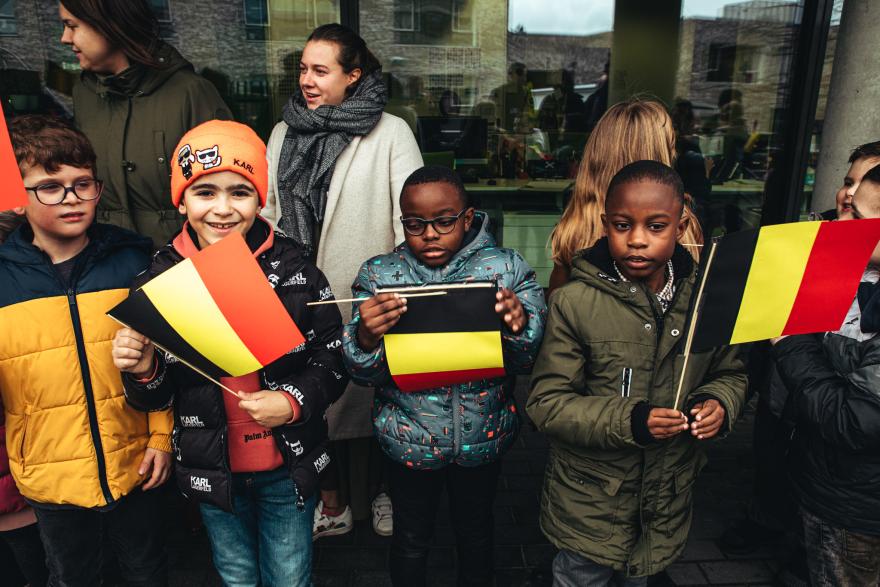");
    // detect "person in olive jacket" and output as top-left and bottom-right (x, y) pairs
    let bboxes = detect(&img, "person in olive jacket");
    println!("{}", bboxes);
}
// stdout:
(527, 161), (747, 584)
(61, 0), (232, 248)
